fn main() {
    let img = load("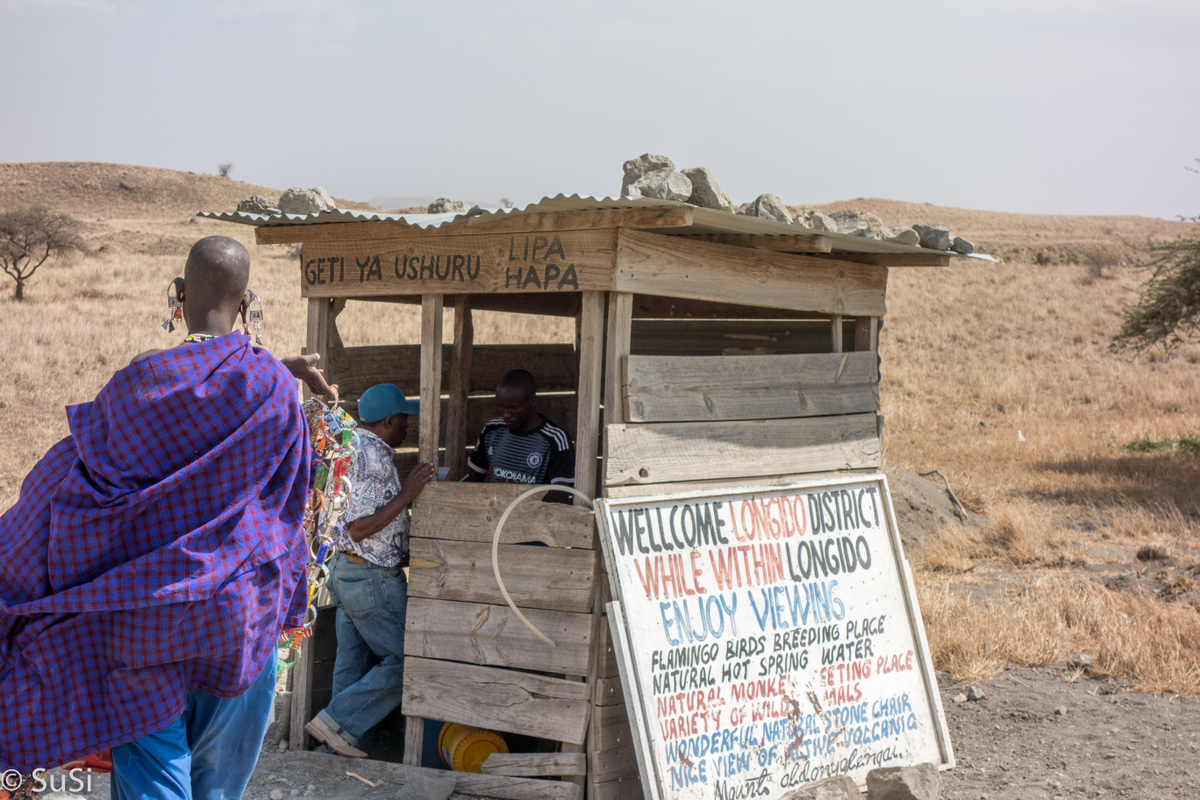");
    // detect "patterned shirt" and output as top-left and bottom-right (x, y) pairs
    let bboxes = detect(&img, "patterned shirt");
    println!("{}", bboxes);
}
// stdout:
(327, 428), (409, 568)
